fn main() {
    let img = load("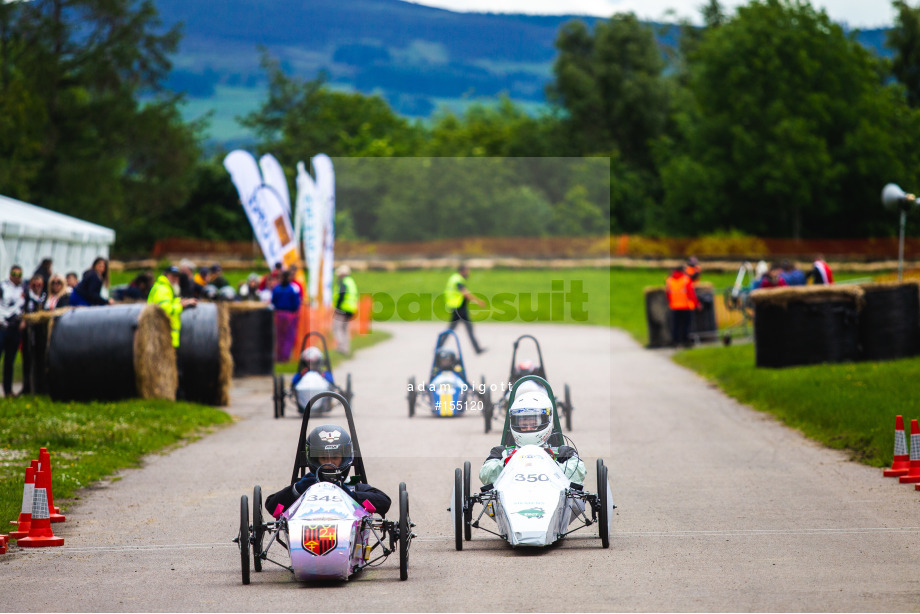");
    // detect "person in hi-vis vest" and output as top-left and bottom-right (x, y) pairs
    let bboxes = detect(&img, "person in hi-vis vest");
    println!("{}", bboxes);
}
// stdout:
(665, 264), (699, 348)
(333, 265), (358, 356)
(443, 264), (487, 355)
